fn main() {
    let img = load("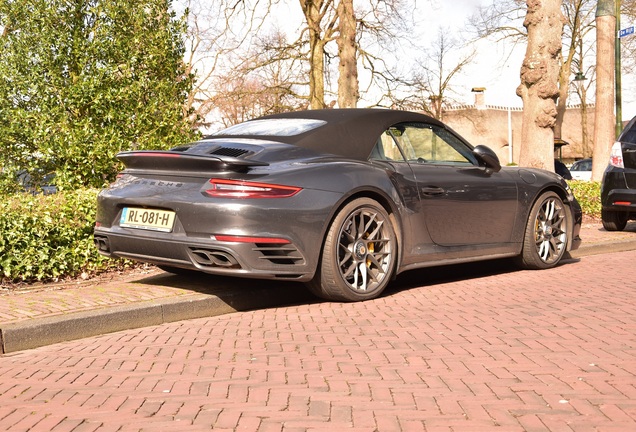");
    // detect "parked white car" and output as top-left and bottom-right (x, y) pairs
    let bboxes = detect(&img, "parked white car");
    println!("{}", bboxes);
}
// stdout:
(570, 158), (592, 181)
